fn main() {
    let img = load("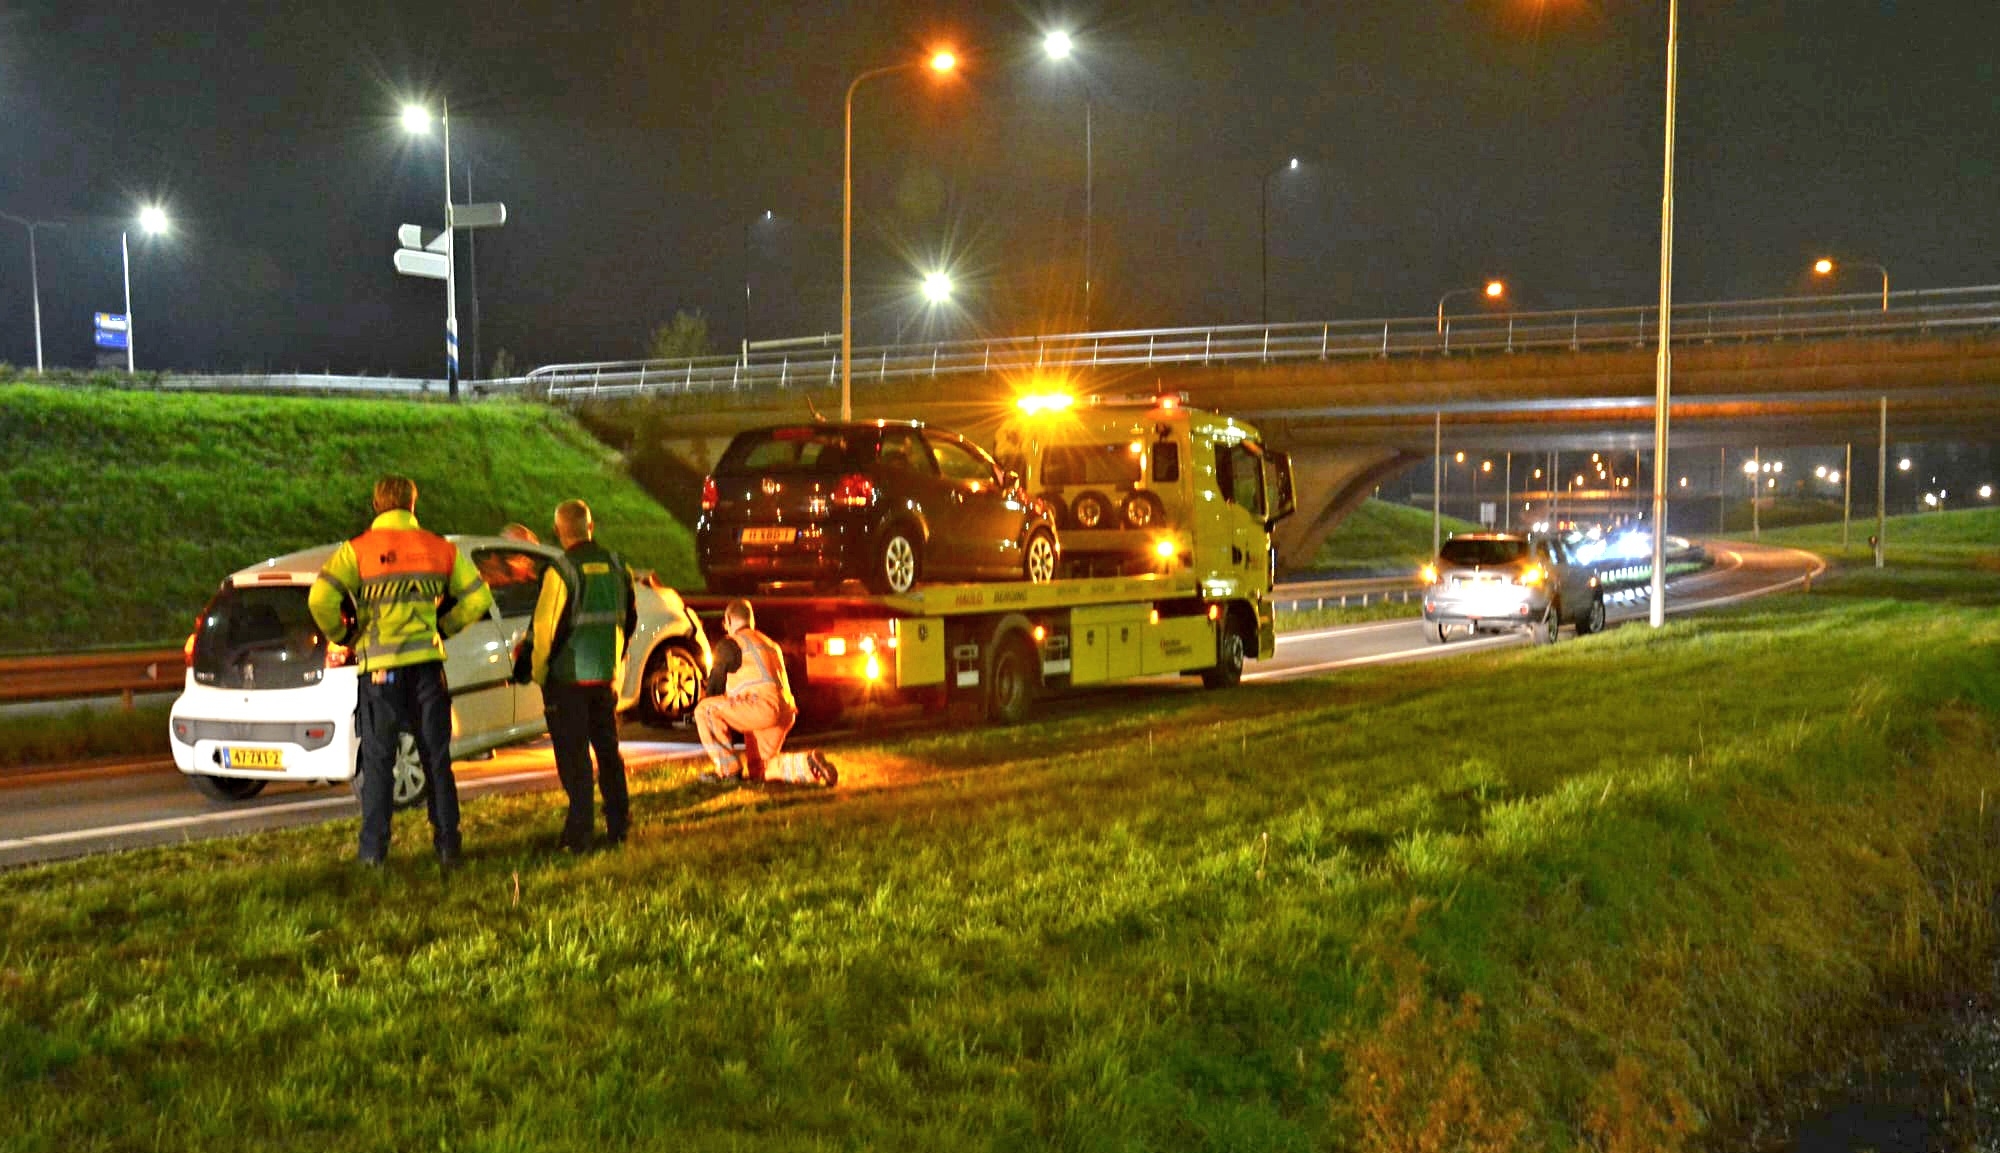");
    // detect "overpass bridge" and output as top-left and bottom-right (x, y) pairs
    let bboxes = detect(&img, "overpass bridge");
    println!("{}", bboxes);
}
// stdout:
(528, 283), (2000, 569)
